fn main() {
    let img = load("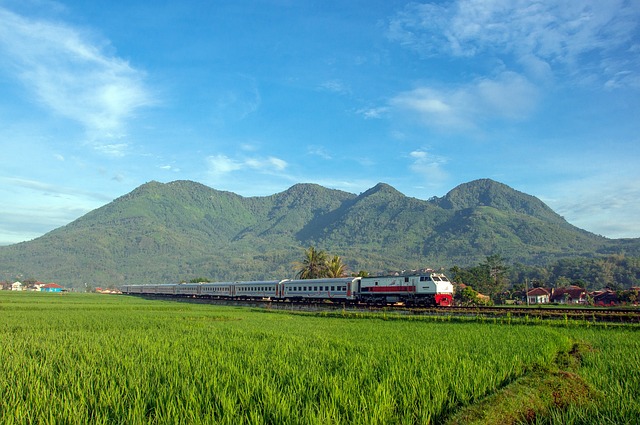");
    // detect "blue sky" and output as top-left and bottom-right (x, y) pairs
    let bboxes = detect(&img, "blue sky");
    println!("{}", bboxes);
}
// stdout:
(1, 0), (639, 245)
